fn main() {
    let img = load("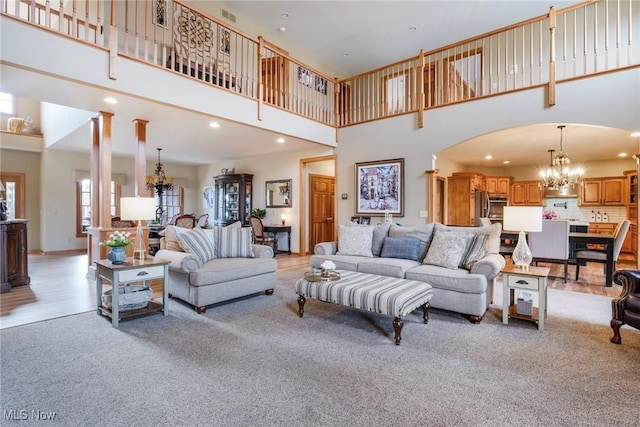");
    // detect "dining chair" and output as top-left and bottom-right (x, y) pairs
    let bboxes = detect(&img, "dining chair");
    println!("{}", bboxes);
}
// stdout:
(478, 217), (492, 227)
(575, 220), (630, 282)
(174, 214), (197, 229)
(249, 215), (278, 255)
(528, 220), (570, 282)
